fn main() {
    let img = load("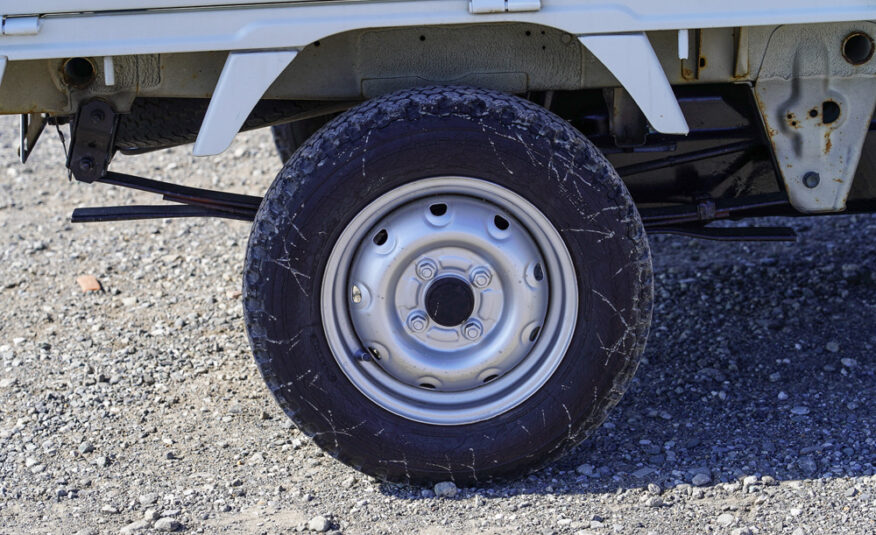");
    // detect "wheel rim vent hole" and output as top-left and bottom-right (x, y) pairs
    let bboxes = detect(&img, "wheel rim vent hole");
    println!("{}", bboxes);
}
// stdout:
(842, 32), (874, 65)
(368, 347), (381, 360)
(429, 203), (447, 216)
(529, 326), (541, 342)
(494, 215), (510, 230)
(373, 229), (388, 245)
(482, 374), (498, 383)
(534, 263), (544, 281)
(419, 382), (435, 389)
